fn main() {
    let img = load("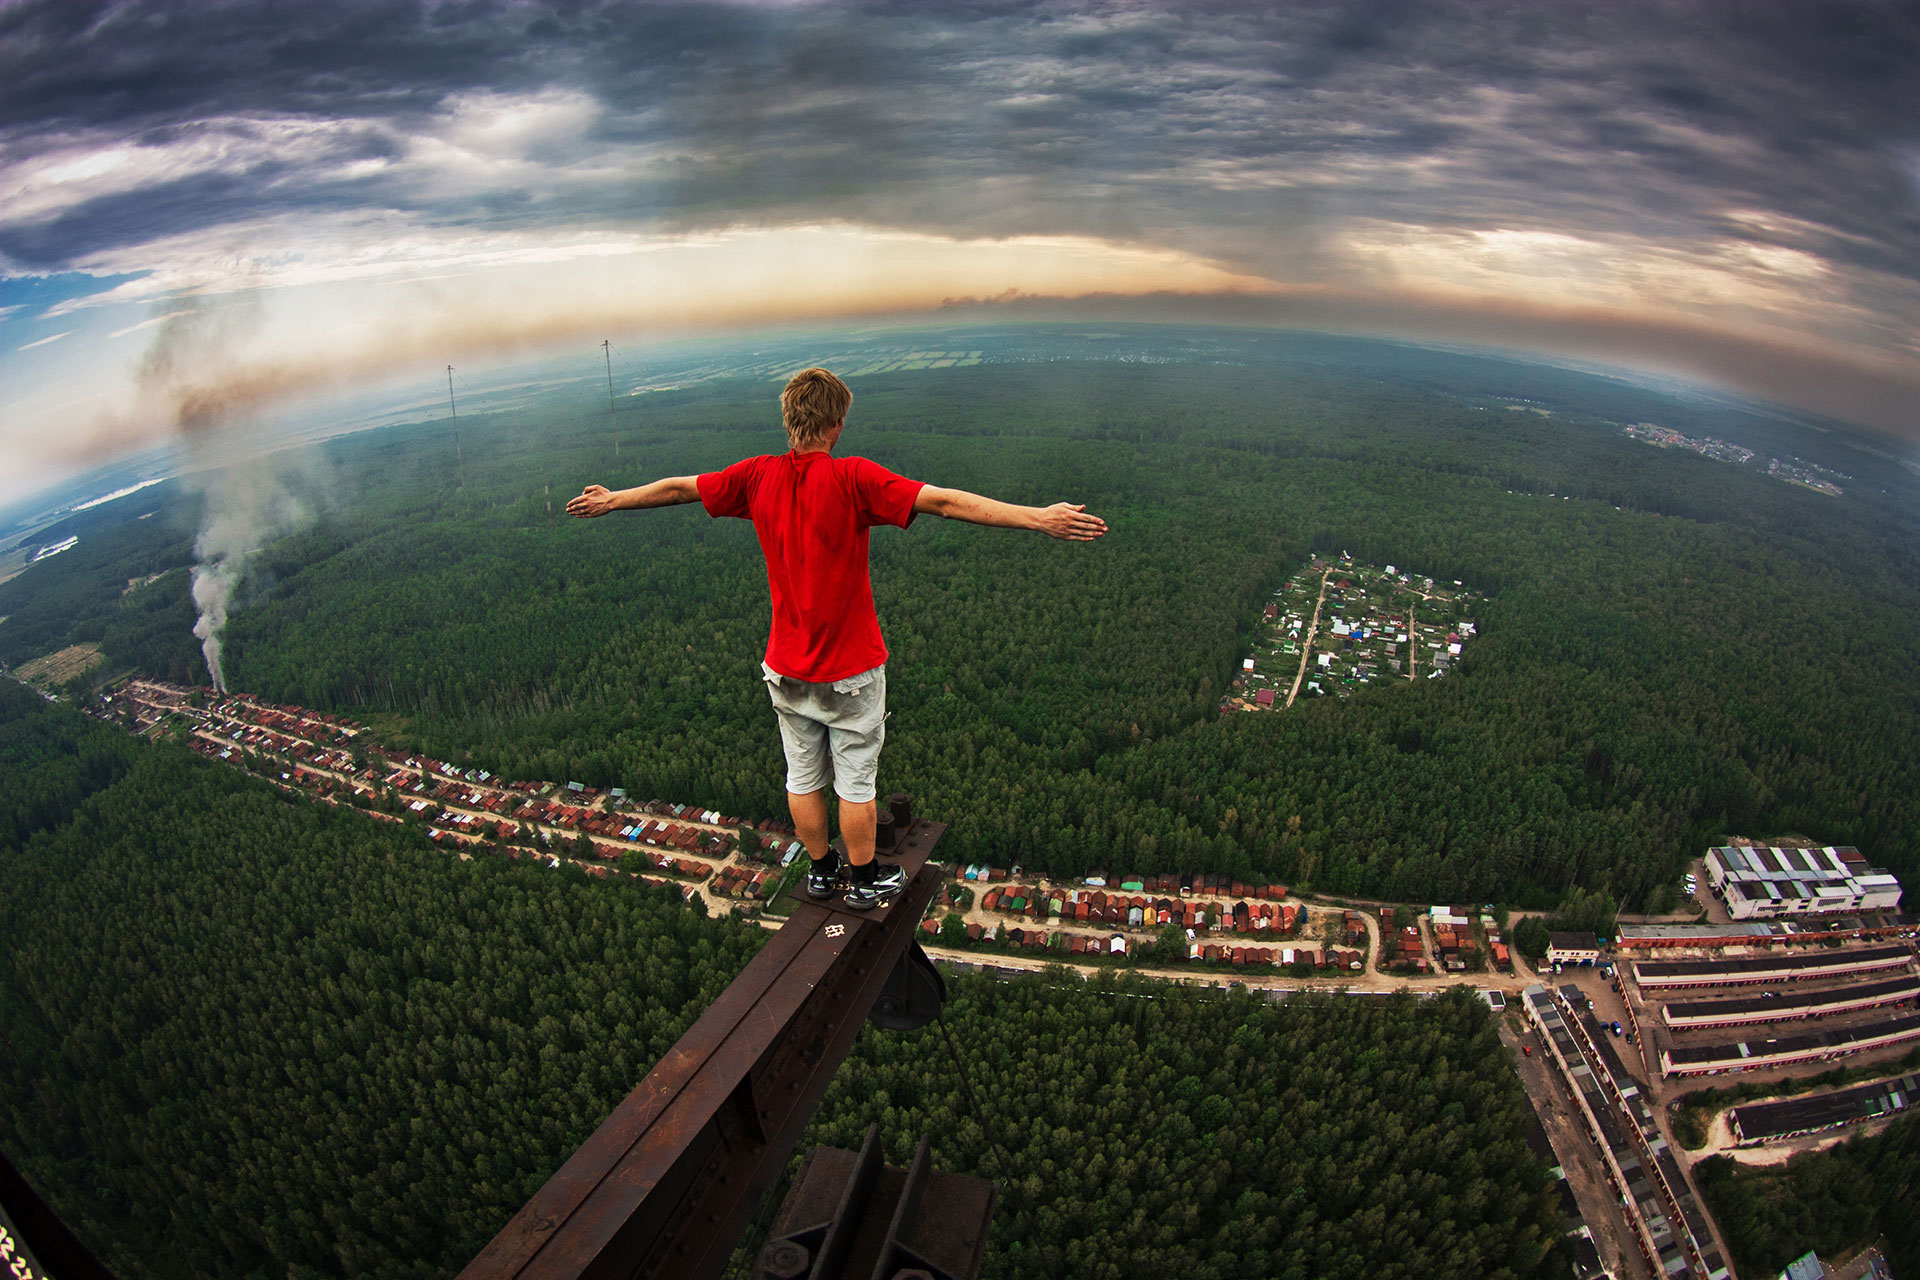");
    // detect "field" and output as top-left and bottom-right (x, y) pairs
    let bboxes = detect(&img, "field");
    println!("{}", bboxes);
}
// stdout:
(12, 640), (104, 689)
